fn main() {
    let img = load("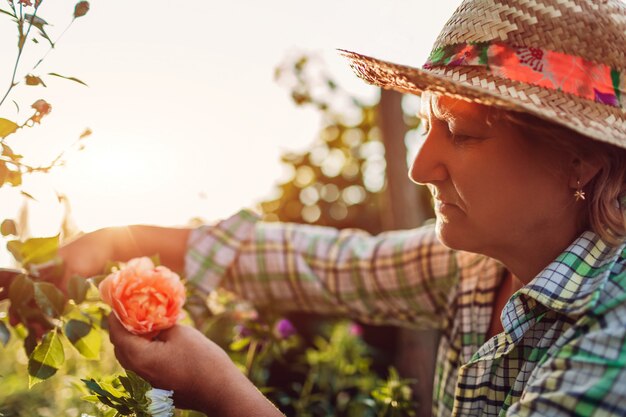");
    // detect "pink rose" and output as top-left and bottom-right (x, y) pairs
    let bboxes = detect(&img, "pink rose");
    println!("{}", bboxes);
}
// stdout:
(99, 257), (186, 336)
